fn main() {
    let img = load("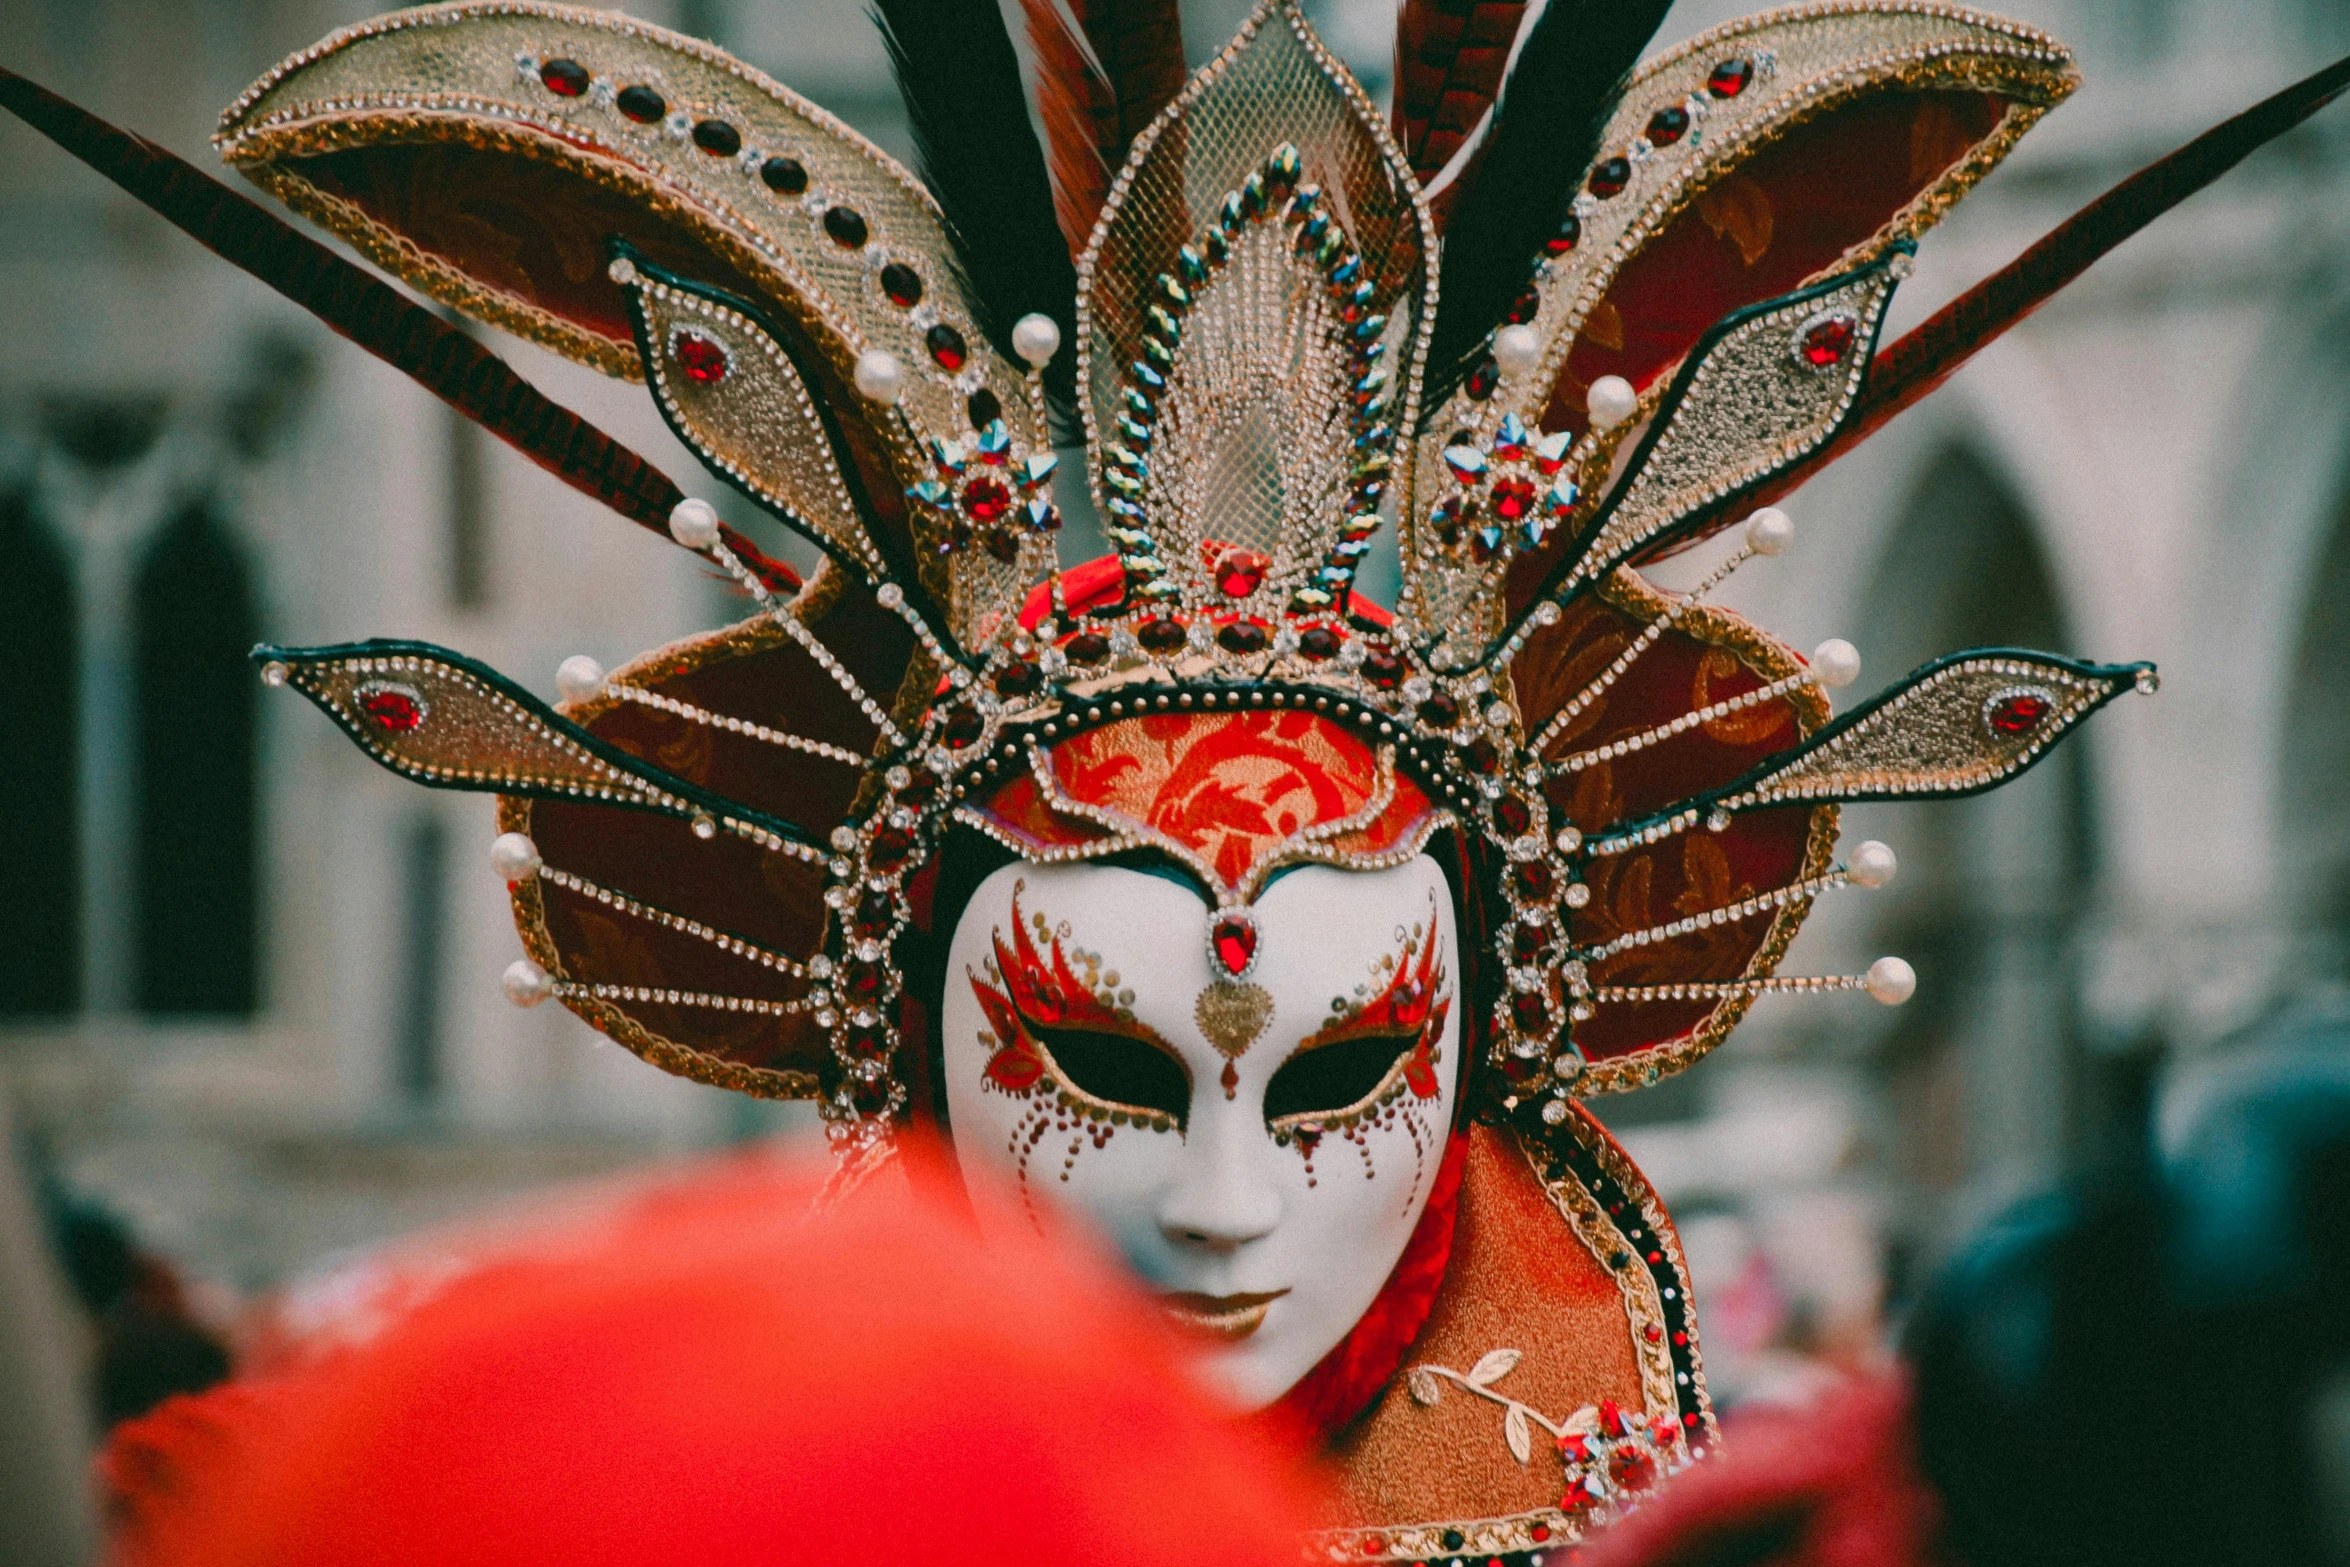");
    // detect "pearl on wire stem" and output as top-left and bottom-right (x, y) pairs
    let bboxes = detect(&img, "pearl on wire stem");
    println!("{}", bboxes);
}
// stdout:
(555, 654), (606, 704)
